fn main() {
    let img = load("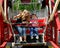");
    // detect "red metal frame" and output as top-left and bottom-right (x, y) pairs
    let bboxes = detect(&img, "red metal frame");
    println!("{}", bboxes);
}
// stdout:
(21, 0), (31, 3)
(50, 41), (59, 48)
(45, 0), (60, 48)
(0, 0), (60, 48)
(0, 0), (13, 48)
